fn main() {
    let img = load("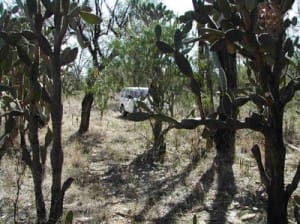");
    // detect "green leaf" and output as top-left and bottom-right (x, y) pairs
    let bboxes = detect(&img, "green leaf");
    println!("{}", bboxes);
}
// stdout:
(69, 6), (80, 17)
(291, 16), (297, 26)
(155, 25), (161, 41)
(182, 21), (193, 34)
(79, 11), (102, 24)
(174, 29), (182, 50)
(76, 29), (88, 48)
(156, 41), (174, 53)
(225, 29), (244, 42)
(65, 211), (73, 224)
(174, 52), (193, 77)
(26, 0), (37, 16)
(193, 3), (213, 23)
(179, 11), (194, 23)
(61, 47), (78, 66)
(37, 33), (52, 56)
(81, 6), (93, 12)
(198, 28), (224, 37)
